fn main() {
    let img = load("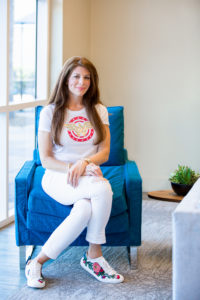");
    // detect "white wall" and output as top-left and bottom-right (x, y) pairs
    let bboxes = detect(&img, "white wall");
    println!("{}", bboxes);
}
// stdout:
(90, 0), (200, 191)
(50, 0), (63, 91)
